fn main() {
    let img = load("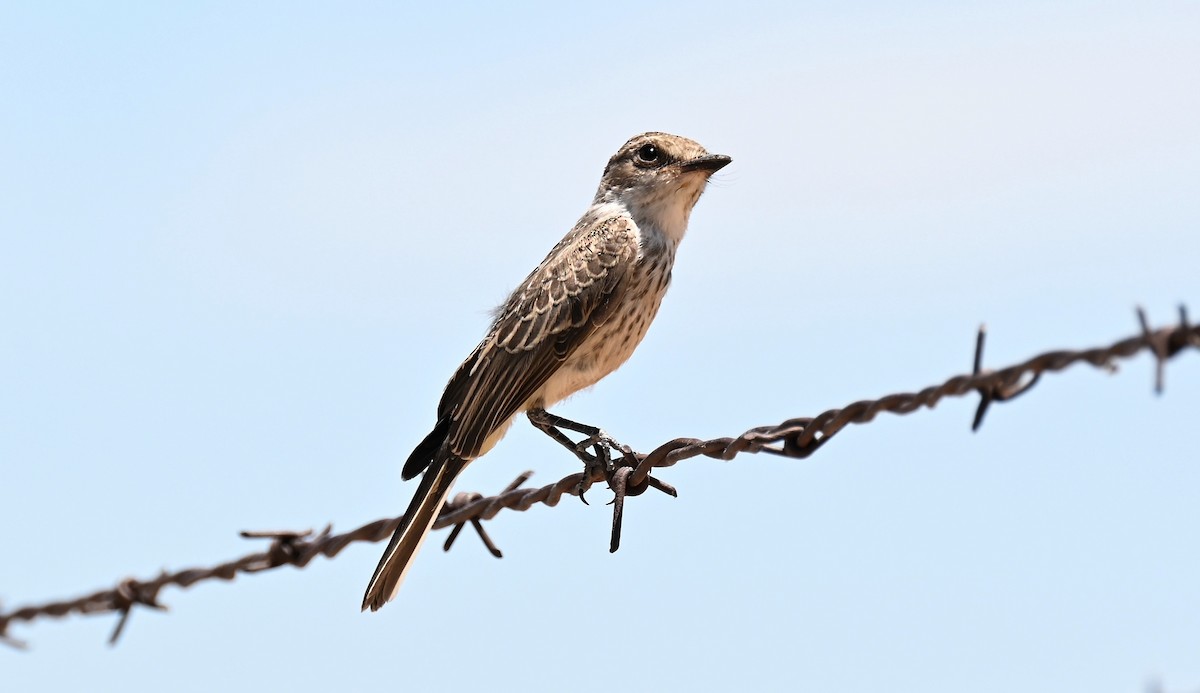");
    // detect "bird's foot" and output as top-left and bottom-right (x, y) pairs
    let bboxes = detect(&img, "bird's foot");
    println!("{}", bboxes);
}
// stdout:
(526, 408), (640, 503)
(574, 429), (636, 468)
